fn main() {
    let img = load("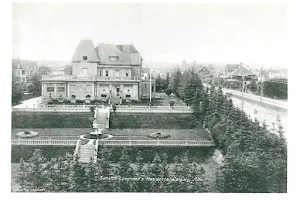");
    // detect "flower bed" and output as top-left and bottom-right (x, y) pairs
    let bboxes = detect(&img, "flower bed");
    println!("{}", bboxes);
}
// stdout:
(16, 131), (39, 138)
(146, 132), (170, 139)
